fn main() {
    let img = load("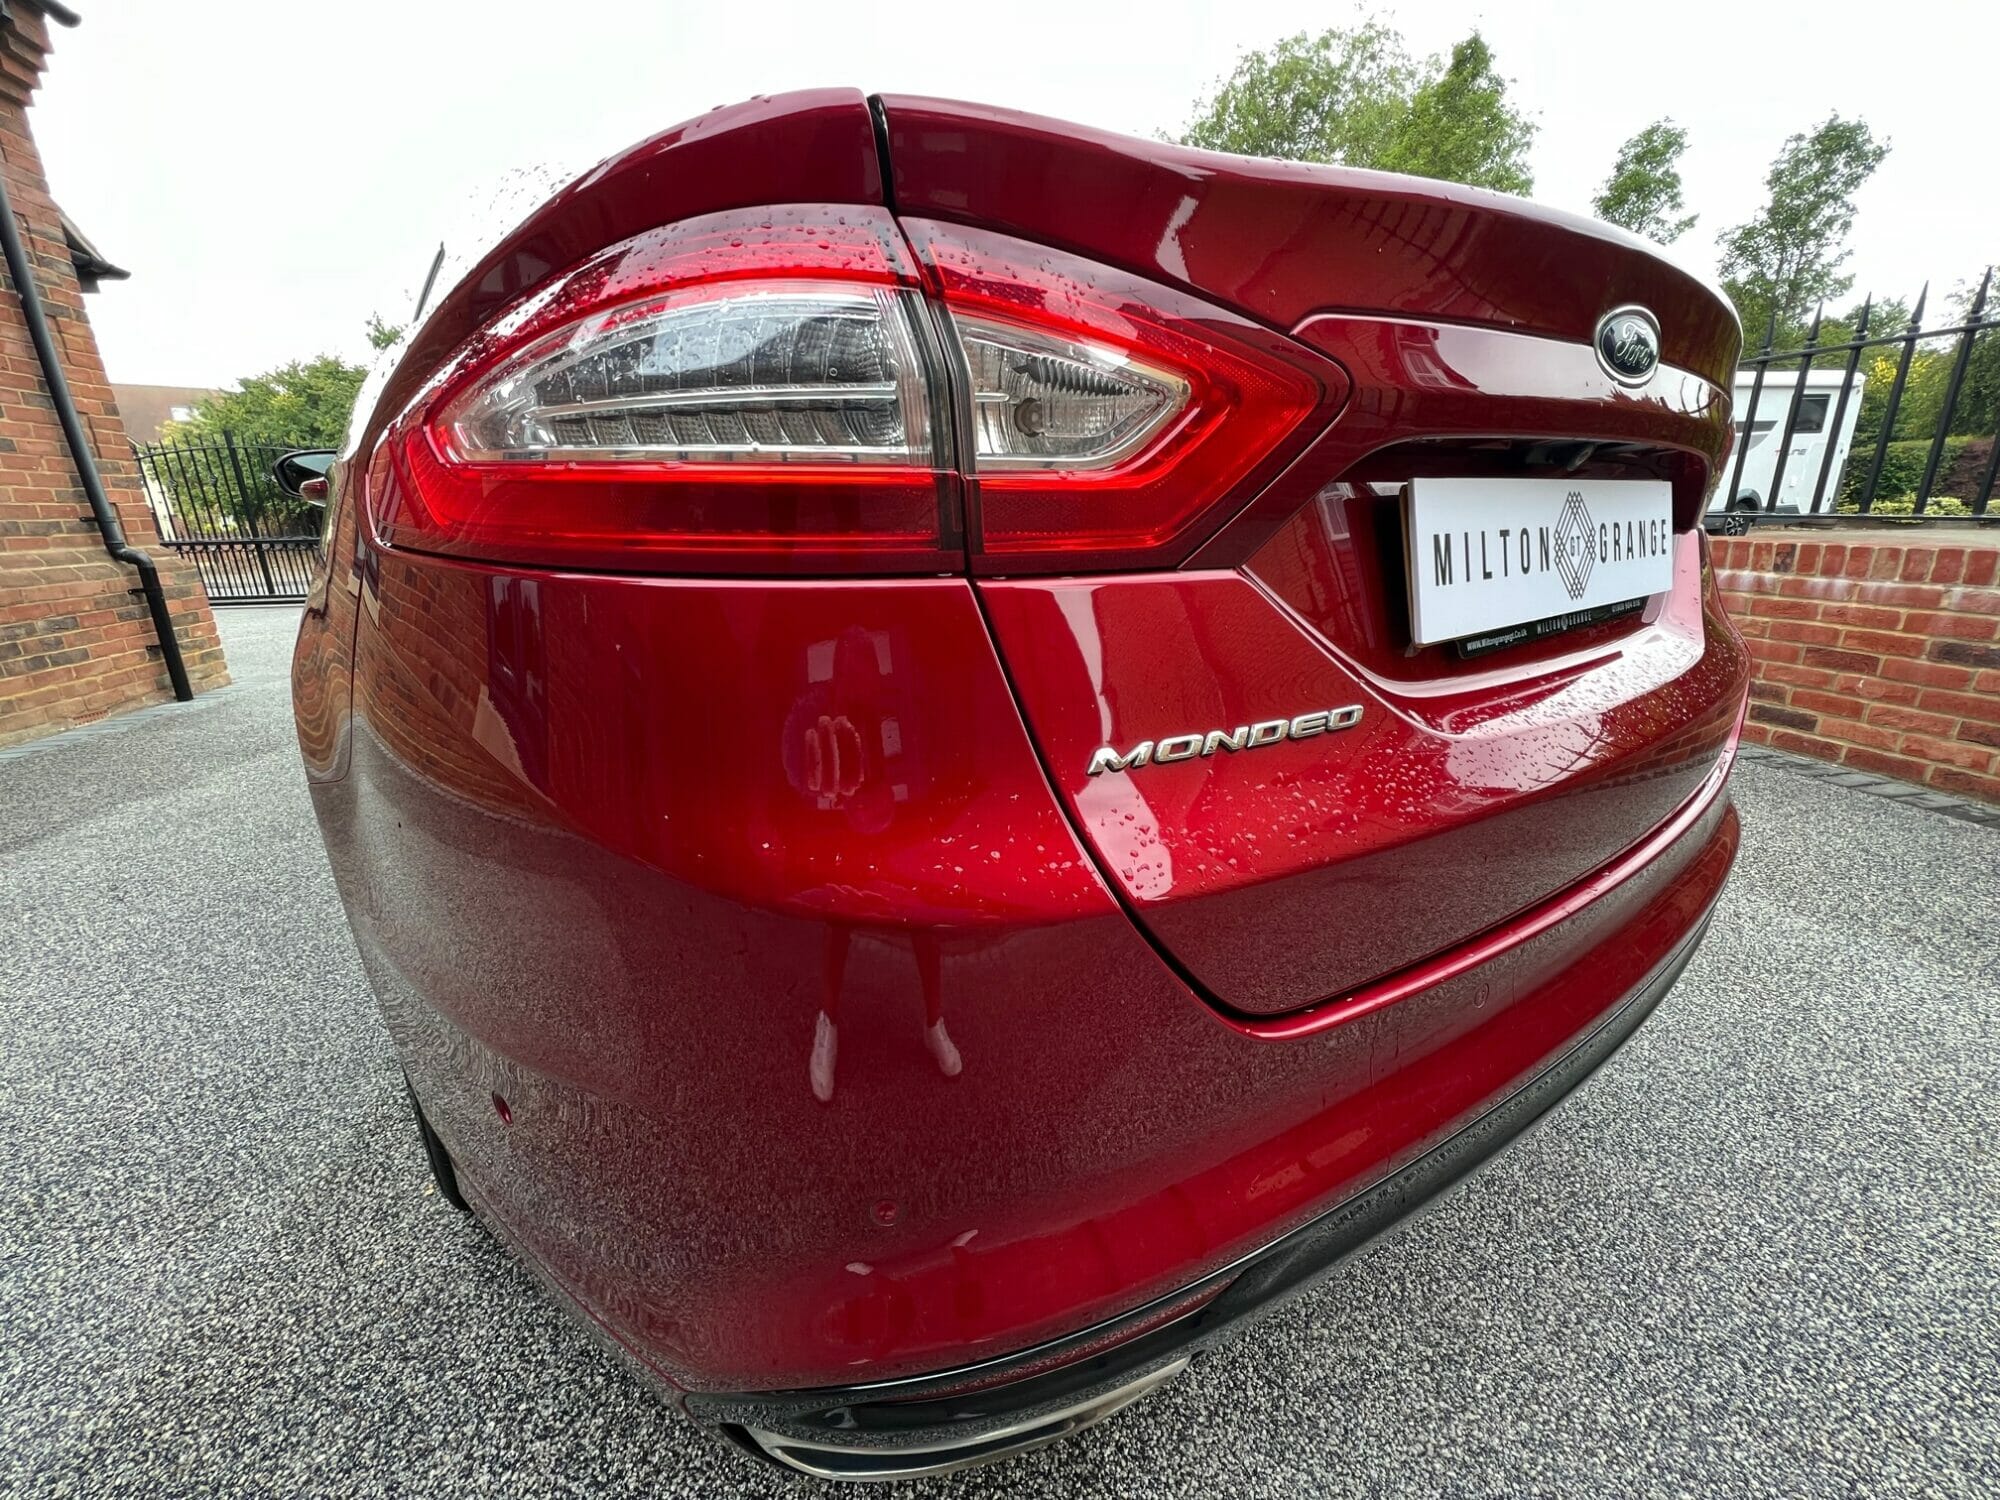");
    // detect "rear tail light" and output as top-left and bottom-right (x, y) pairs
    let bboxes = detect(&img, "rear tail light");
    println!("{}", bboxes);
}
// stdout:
(377, 207), (1338, 576)
(435, 283), (935, 467)
(909, 220), (1332, 571)
(376, 210), (949, 576)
